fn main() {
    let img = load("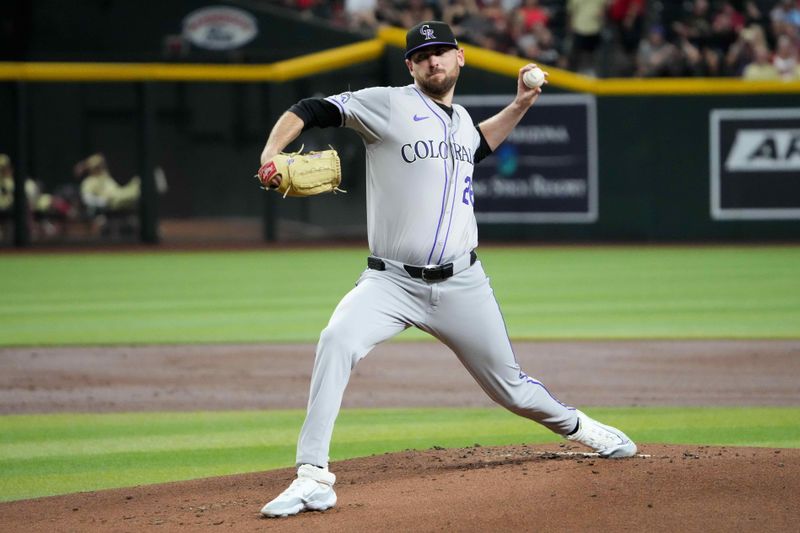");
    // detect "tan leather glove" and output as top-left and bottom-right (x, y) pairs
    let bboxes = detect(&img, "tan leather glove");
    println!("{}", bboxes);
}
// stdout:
(257, 148), (343, 198)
